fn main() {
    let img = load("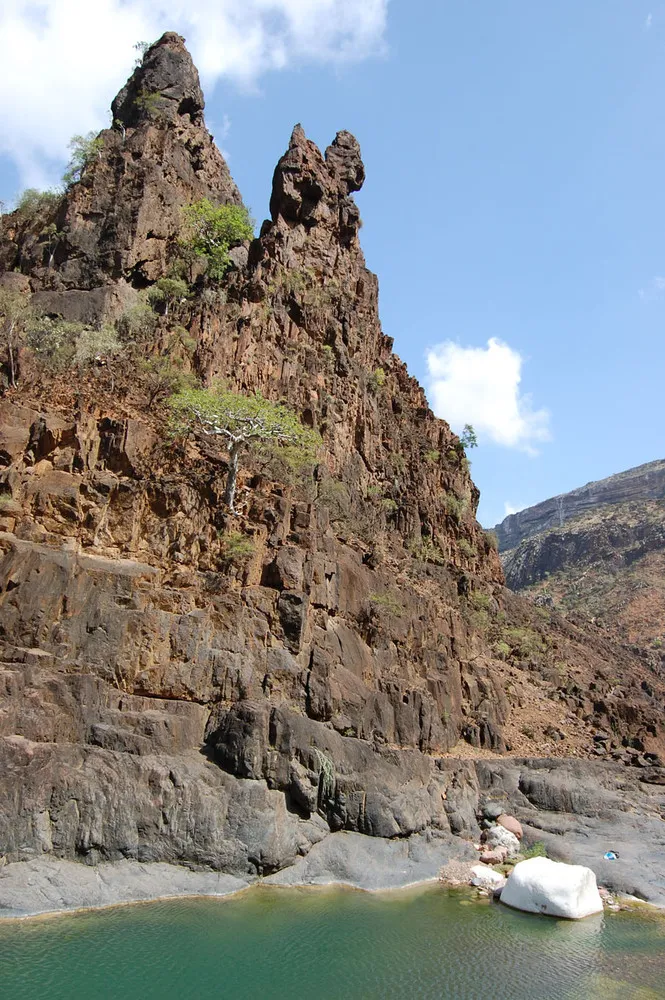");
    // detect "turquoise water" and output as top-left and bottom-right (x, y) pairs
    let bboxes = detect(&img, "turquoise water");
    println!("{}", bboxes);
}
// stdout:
(1, 886), (664, 1000)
